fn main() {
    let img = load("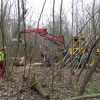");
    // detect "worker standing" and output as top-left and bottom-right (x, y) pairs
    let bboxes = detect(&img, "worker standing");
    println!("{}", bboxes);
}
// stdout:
(0, 47), (6, 77)
(78, 48), (89, 68)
